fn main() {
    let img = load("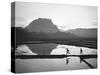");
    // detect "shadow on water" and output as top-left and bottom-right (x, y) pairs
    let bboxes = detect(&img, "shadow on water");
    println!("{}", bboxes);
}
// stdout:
(15, 54), (97, 69)
(65, 56), (96, 68)
(80, 58), (95, 68)
(15, 55), (97, 59)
